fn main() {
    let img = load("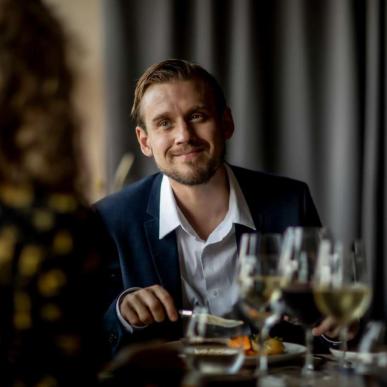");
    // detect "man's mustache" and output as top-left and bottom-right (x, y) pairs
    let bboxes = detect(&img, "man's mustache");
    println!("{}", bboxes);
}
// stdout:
(170, 144), (206, 156)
